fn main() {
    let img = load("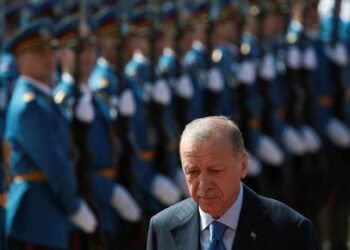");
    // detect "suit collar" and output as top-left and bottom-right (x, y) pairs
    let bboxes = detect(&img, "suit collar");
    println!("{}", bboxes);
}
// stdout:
(170, 198), (200, 250)
(232, 185), (272, 250)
